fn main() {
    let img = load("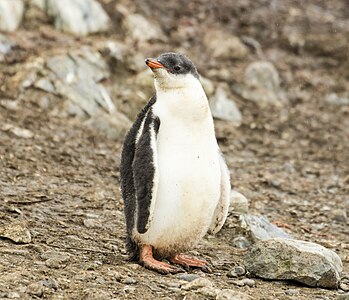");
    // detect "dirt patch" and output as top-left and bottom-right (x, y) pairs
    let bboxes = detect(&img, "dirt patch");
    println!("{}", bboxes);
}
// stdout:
(0, 0), (348, 299)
